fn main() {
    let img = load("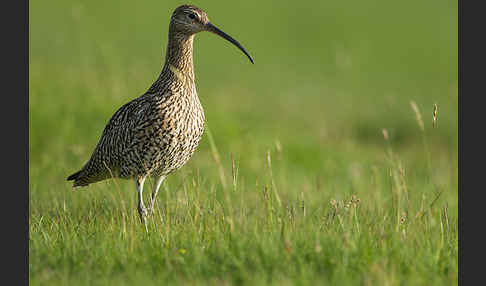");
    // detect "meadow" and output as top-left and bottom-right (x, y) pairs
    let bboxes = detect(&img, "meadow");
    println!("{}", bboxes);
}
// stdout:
(29, 0), (458, 285)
